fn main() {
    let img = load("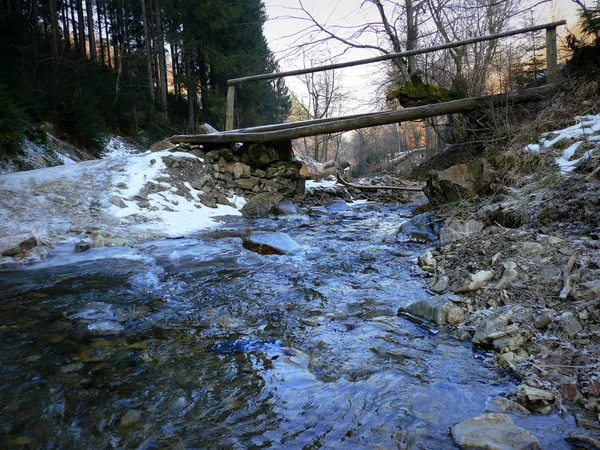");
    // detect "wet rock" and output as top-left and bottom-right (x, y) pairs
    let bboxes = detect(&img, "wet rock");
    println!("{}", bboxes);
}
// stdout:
(455, 270), (494, 293)
(274, 200), (303, 216)
(327, 199), (348, 213)
(109, 195), (128, 209)
(240, 192), (284, 218)
(400, 294), (466, 326)
(91, 231), (130, 248)
(308, 206), (328, 216)
(534, 310), (554, 329)
(0, 233), (38, 256)
(243, 231), (302, 255)
(517, 385), (555, 414)
(418, 251), (436, 268)
(424, 158), (493, 206)
(74, 240), (91, 253)
(60, 362), (84, 373)
(495, 261), (519, 290)
(485, 397), (531, 417)
(565, 434), (600, 450)
(450, 413), (540, 450)
(397, 213), (440, 242)
(120, 409), (142, 426)
(439, 219), (484, 247)
(429, 275), (449, 294)
(472, 307), (513, 347)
